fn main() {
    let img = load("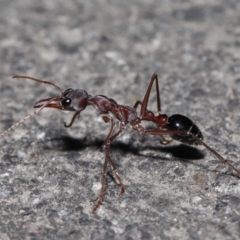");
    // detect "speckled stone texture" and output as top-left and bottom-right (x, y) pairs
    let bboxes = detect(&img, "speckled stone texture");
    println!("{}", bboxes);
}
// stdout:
(0, 0), (240, 239)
